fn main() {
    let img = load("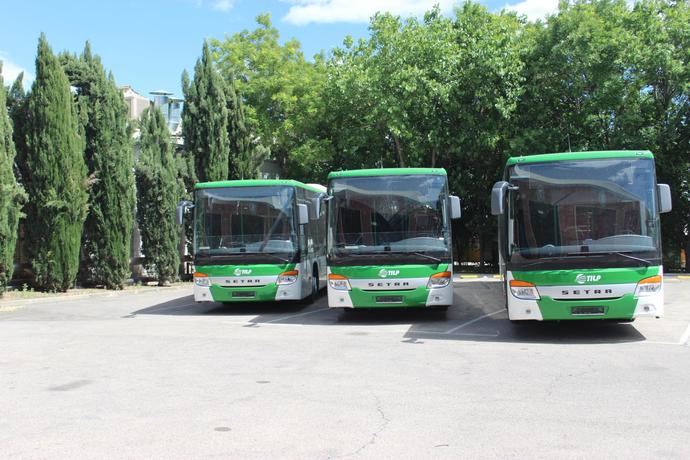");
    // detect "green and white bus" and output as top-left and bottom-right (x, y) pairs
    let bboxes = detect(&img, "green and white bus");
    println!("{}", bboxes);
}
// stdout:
(177, 180), (328, 304)
(491, 150), (672, 321)
(326, 168), (461, 309)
